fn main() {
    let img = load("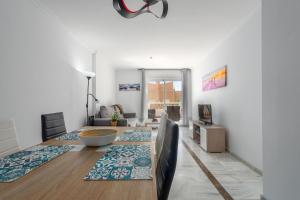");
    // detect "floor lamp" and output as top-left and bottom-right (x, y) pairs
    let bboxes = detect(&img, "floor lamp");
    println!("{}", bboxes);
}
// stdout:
(86, 76), (98, 125)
